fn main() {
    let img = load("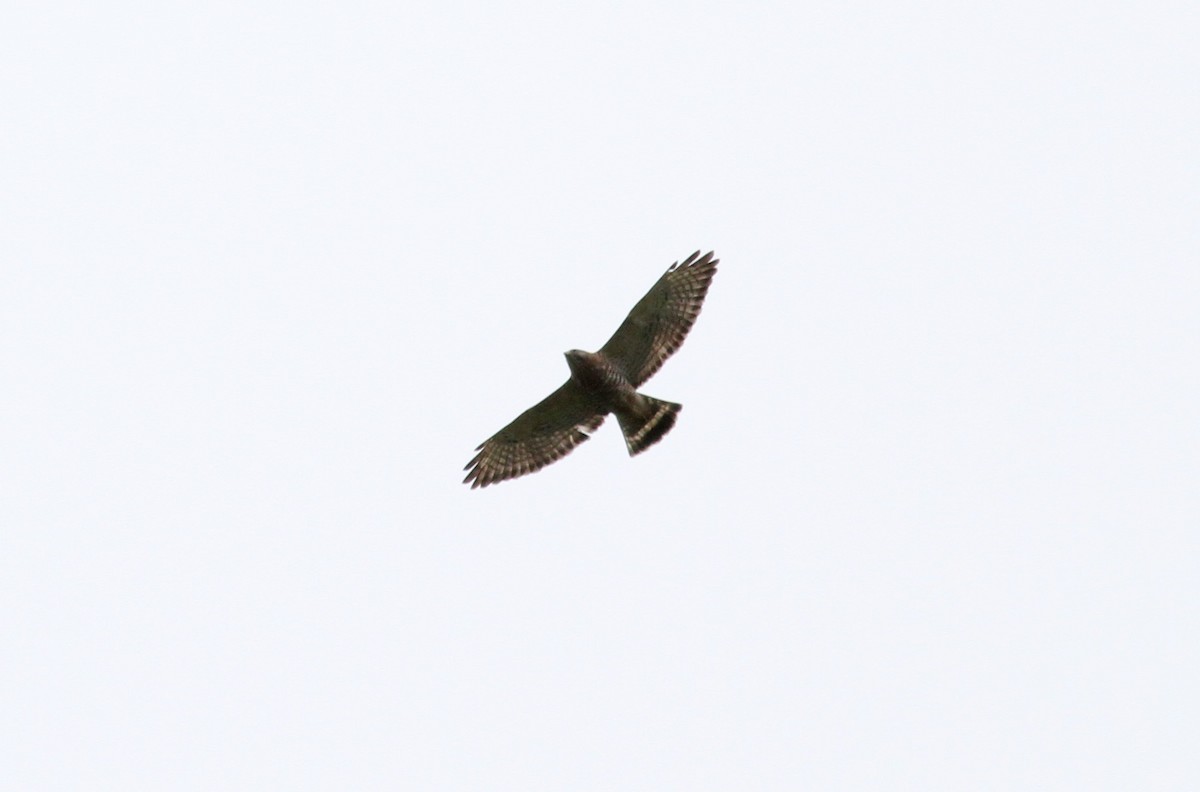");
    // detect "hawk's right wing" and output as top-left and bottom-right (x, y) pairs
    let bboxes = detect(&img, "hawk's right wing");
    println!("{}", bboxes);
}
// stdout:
(599, 251), (718, 387)
(463, 381), (606, 489)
